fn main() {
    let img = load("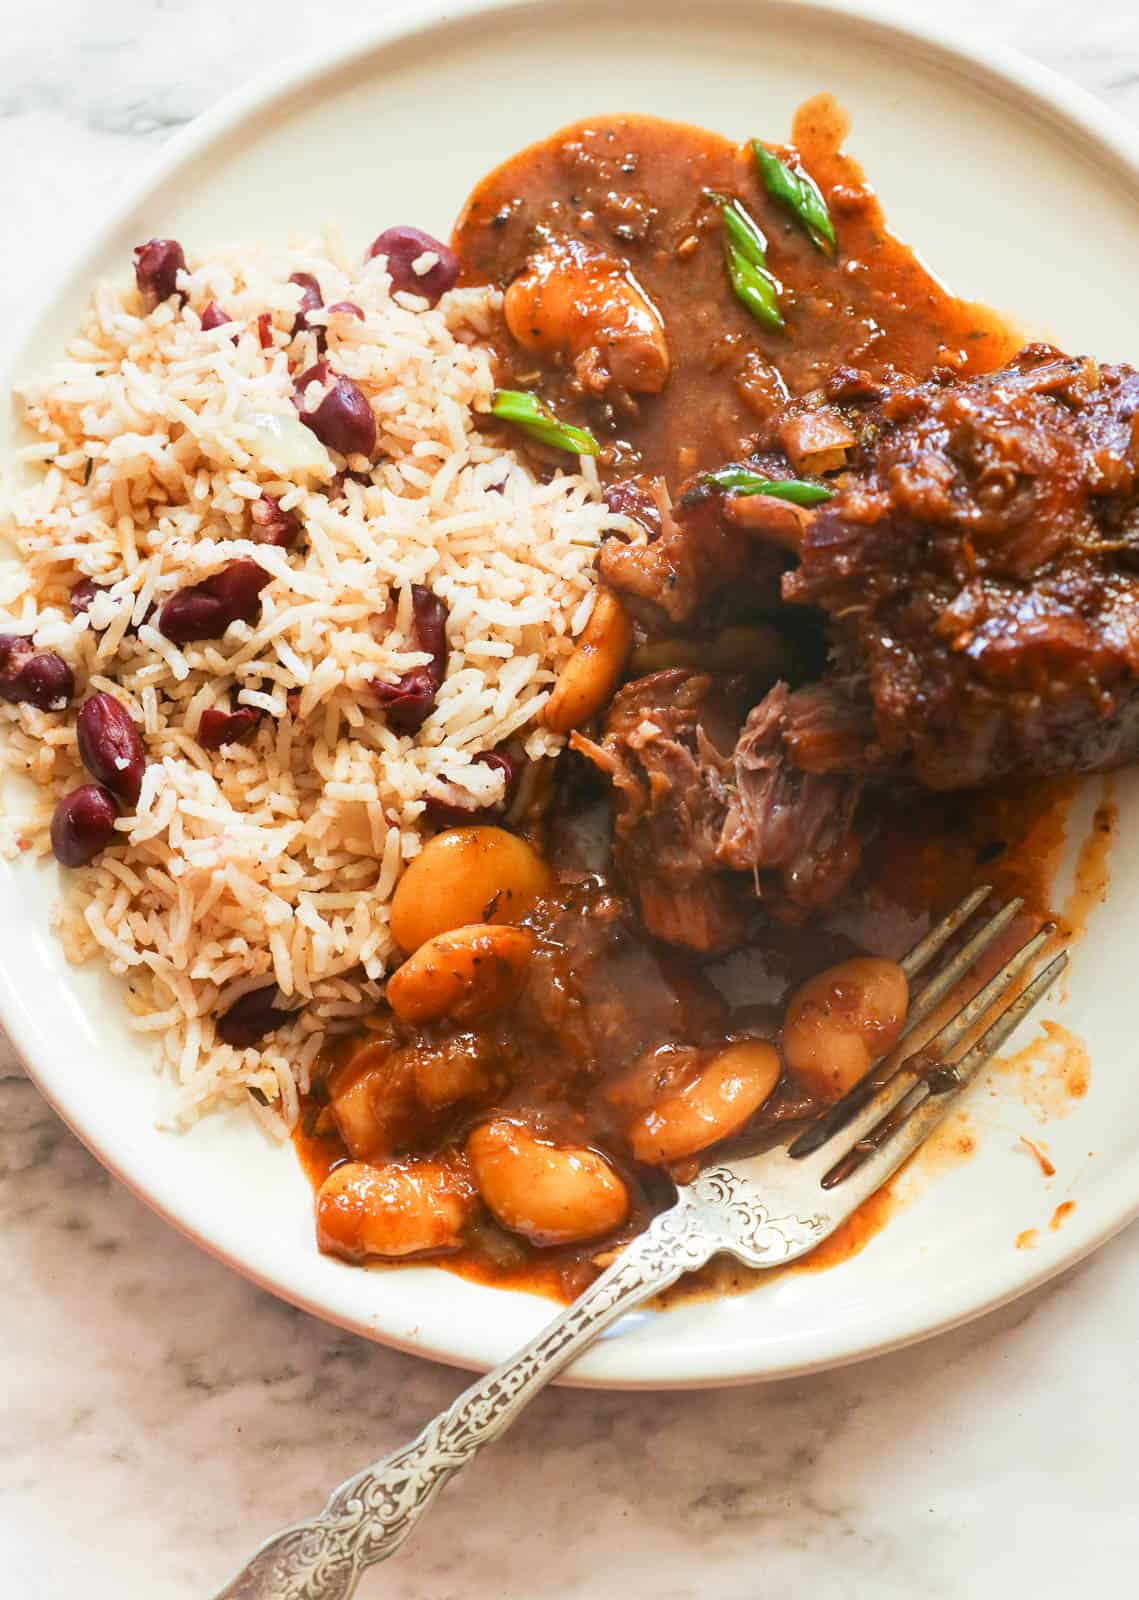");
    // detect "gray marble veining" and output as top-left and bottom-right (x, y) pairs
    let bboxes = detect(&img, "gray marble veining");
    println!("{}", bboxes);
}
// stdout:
(2, 3), (1139, 1596)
